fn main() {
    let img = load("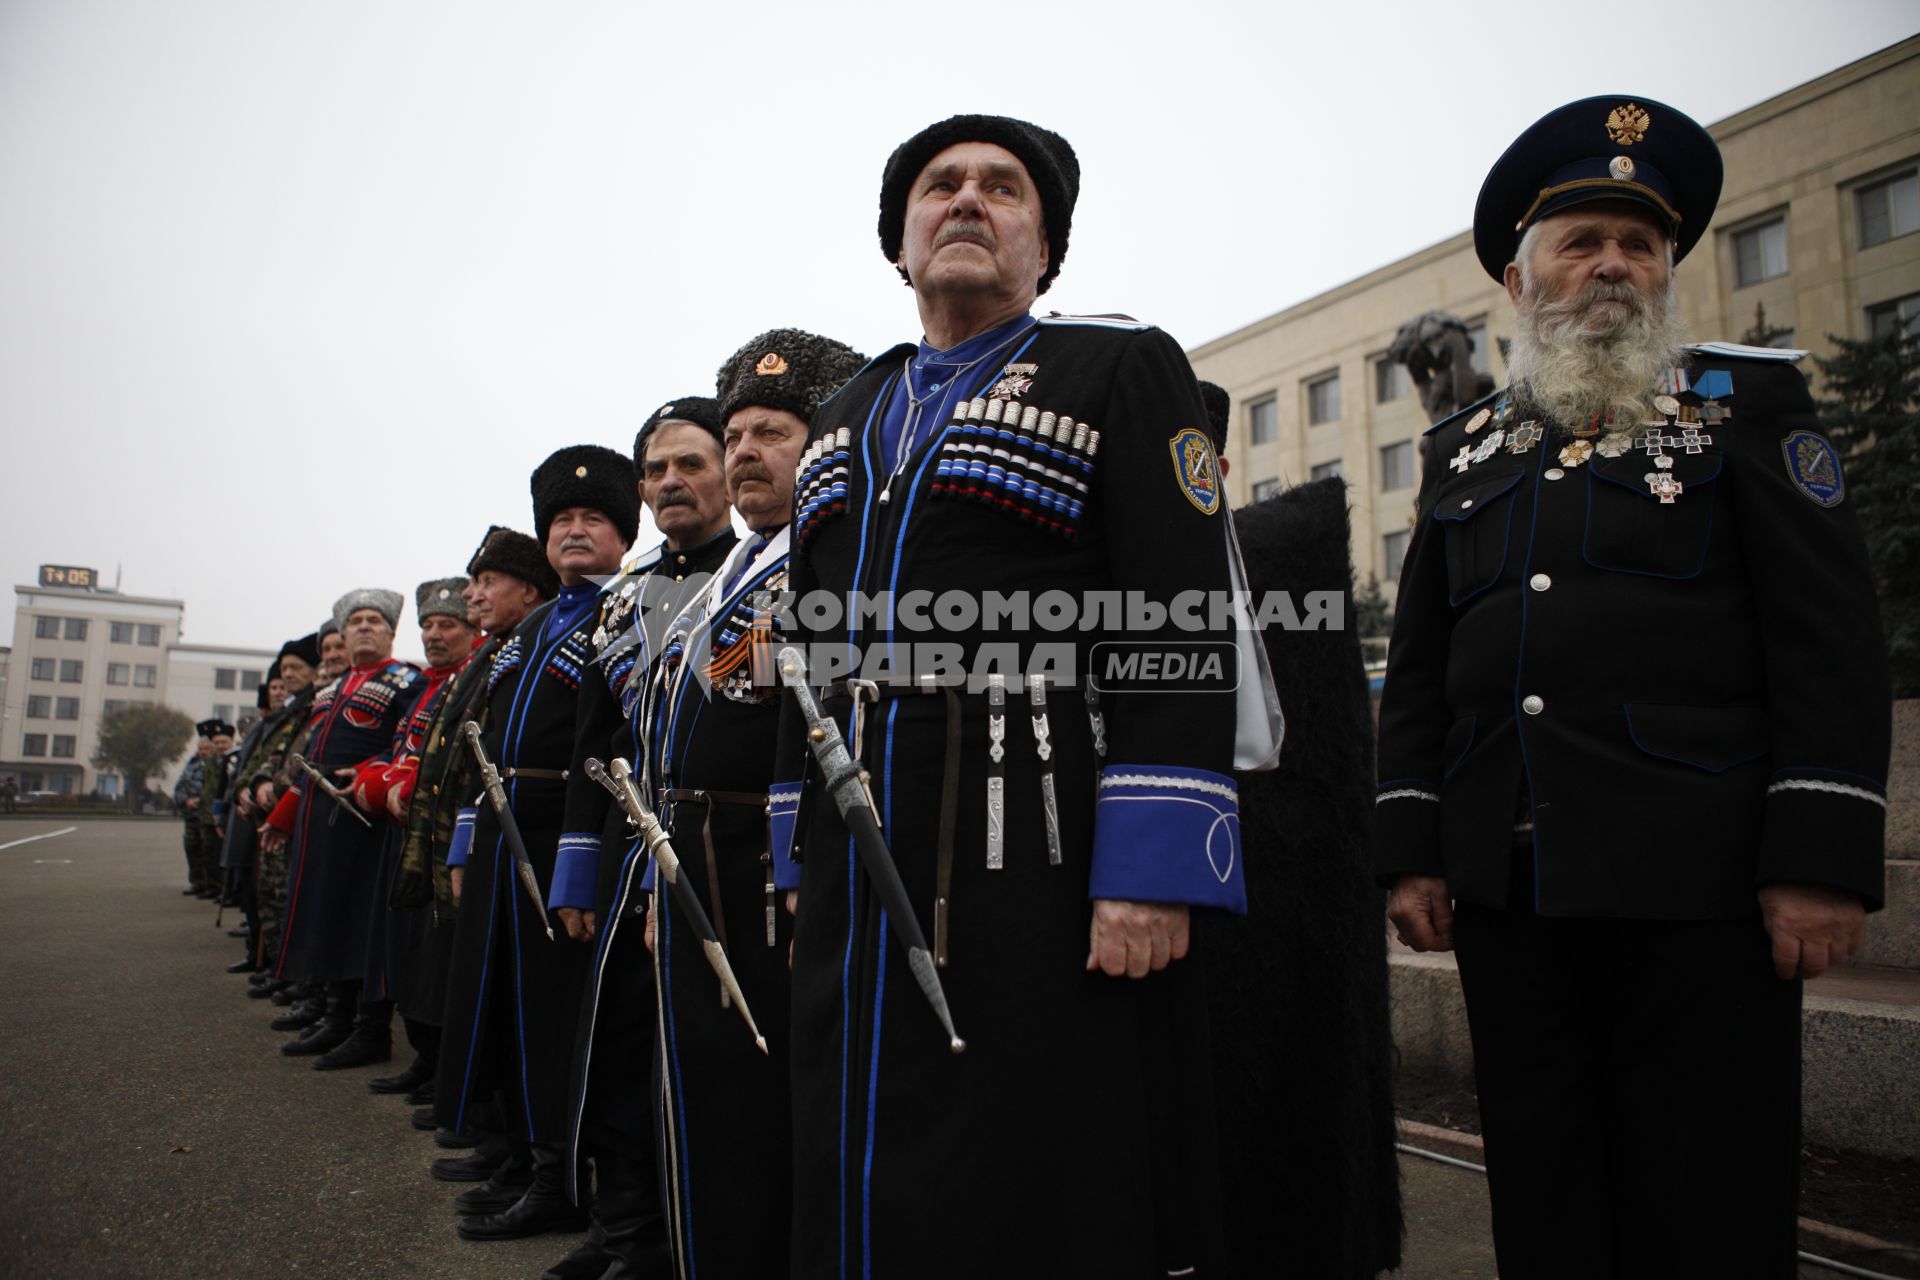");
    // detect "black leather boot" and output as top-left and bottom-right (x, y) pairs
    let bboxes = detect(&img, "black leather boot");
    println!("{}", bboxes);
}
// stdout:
(452, 1151), (533, 1215)
(269, 998), (323, 1032)
(592, 1151), (672, 1279)
(282, 995), (352, 1056)
(457, 1144), (590, 1241)
(431, 1149), (505, 1183)
(368, 1056), (431, 1095)
(406, 1080), (437, 1105)
(226, 958), (258, 974)
(313, 1001), (392, 1071)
